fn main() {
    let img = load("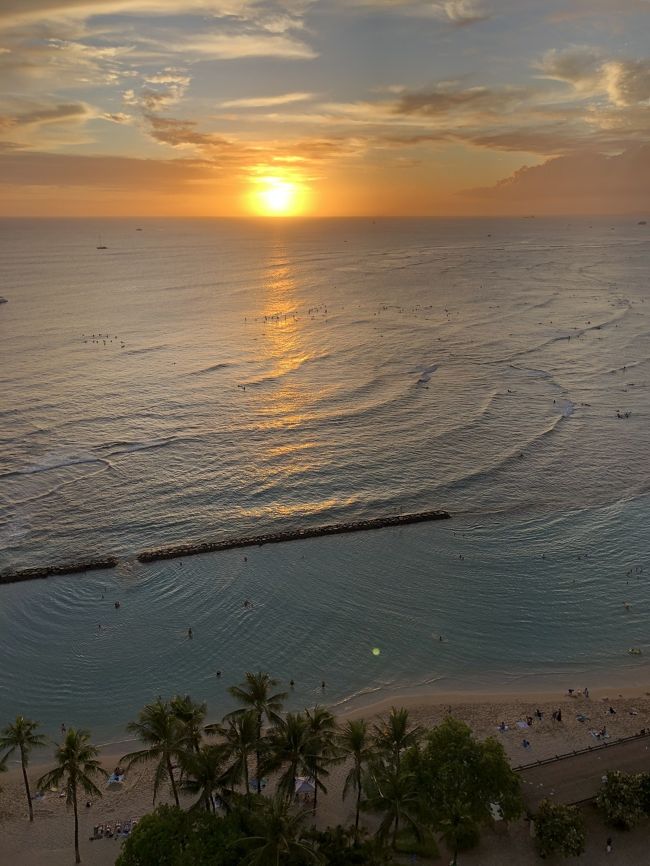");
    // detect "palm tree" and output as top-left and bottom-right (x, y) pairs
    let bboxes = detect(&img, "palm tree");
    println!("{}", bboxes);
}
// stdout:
(210, 711), (258, 797)
(0, 754), (6, 791)
(179, 742), (229, 813)
(337, 718), (374, 840)
(242, 794), (322, 865)
(264, 712), (311, 804)
(372, 707), (422, 773)
(170, 694), (207, 753)
(0, 715), (45, 821)
(37, 729), (107, 864)
(362, 759), (423, 850)
(227, 672), (287, 794)
(304, 706), (337, 813)
(122, 699), (188, 807)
